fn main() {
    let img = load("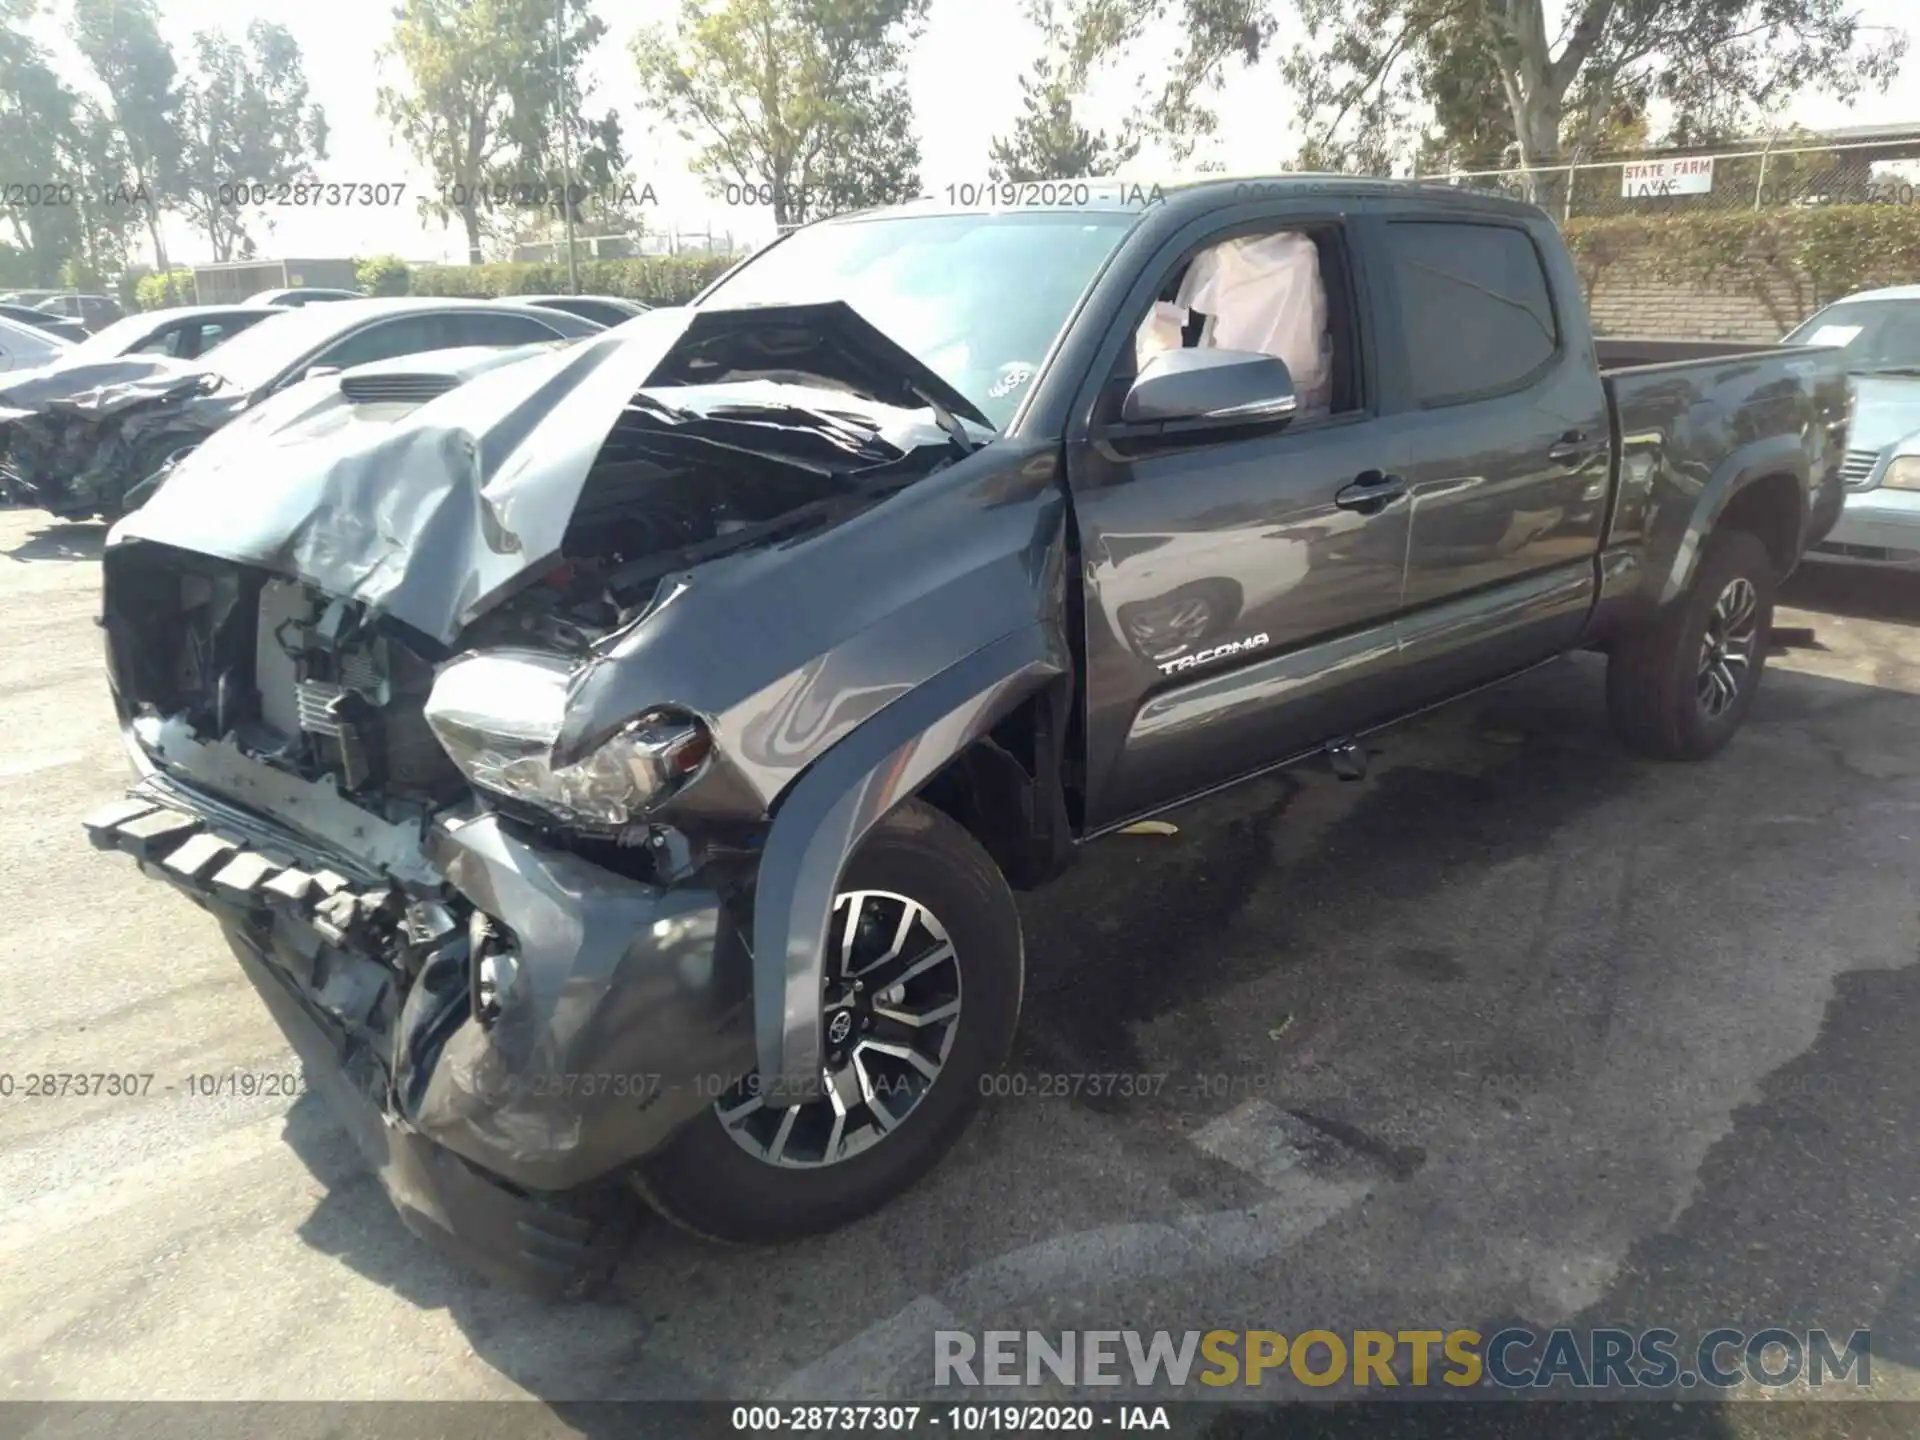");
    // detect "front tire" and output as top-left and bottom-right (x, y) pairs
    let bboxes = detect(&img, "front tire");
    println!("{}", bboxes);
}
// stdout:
(1607, 527), (1775, 760)
(634, 799), (1023, 1242)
